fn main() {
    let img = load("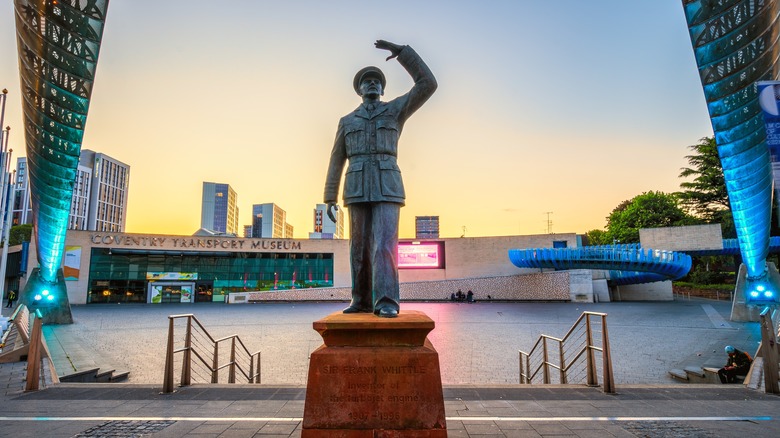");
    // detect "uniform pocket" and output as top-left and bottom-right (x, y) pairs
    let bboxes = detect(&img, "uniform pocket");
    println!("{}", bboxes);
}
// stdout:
(378, 160), (405, 198)
(344, 125), (366, 155)
(344, 162), (364, 199)
(375, 119), (399, 154)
